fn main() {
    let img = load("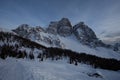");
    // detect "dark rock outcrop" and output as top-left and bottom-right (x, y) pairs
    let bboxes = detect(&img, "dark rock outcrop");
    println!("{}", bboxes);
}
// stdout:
(73, 22), (104, 47)
(12, 18), (108, 48)
(57, 18), (72, 36)
(47, 18), (72, 37)
(47, 21), (58, 35)
(12, 24), (64, 48)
